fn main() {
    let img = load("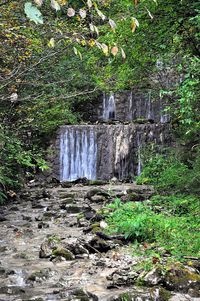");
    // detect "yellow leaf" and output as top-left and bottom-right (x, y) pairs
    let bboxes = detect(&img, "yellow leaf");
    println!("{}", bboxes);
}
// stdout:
(57, 0), (67, 5)
(34, 0), (43, 6)
(88, 39), (96, 47)
(111, 46), (118, 56)
(101, 43), (109, 56)
(131, 17), (139, 32)
(48, 38), (55, 48)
